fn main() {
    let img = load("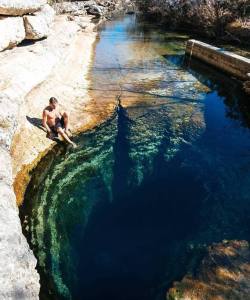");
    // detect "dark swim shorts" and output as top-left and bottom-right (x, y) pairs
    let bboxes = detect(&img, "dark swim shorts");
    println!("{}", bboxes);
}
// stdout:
(50, 117), (65, 134)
